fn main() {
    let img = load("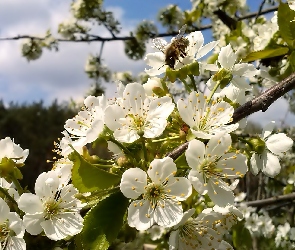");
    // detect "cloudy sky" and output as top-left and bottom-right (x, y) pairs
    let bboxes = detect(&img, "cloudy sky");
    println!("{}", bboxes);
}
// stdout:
(0, 0), (294, 127)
